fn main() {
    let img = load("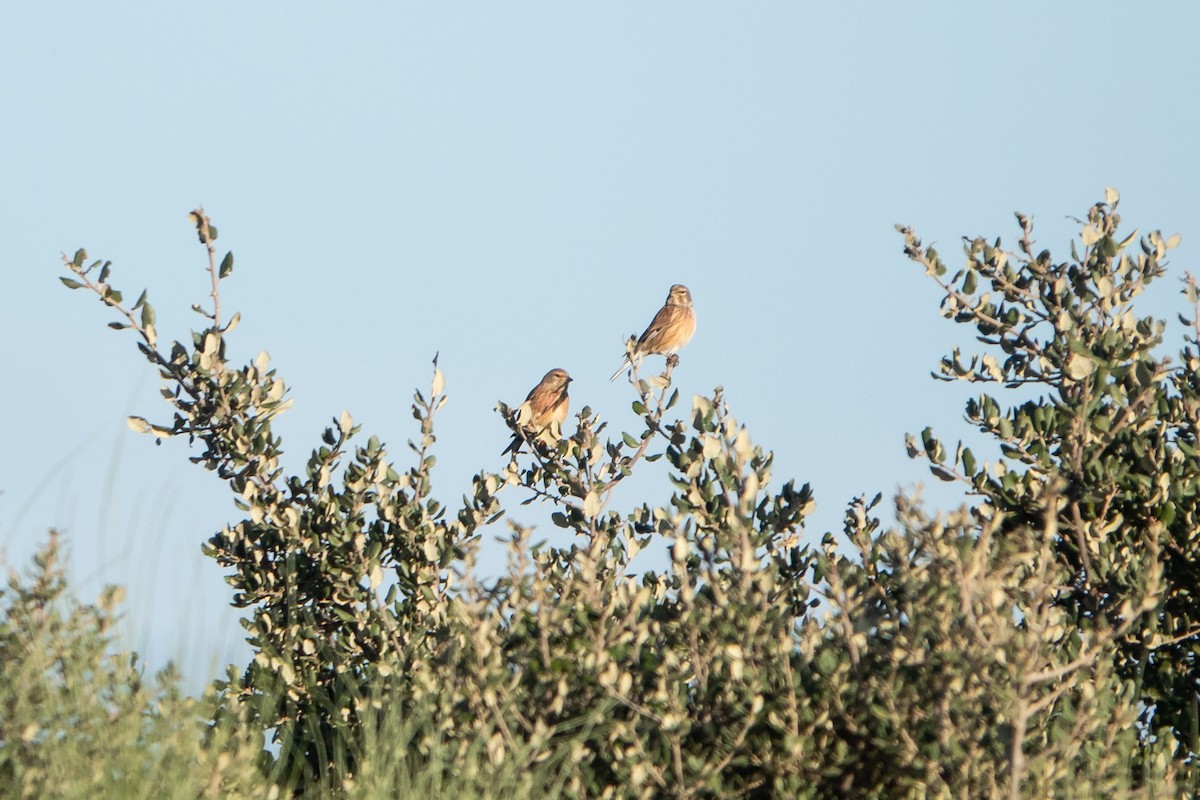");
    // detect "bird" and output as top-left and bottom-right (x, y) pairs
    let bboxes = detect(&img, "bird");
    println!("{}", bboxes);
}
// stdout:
(610, 284), (696, 381)
(502, 368), (573, 455)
